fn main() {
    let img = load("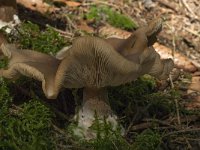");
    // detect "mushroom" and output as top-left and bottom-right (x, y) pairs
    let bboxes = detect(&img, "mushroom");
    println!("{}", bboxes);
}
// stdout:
(0, 18), (174, 139)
